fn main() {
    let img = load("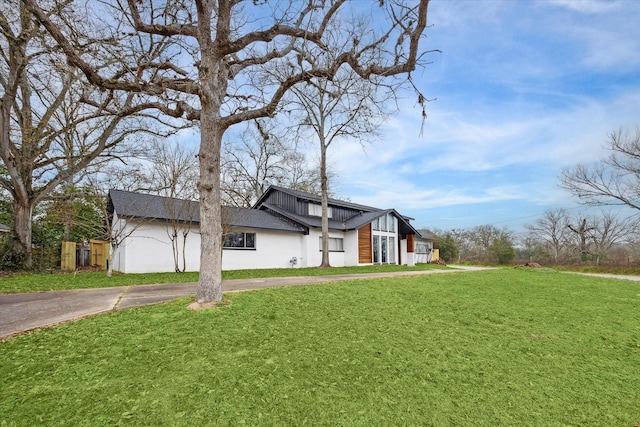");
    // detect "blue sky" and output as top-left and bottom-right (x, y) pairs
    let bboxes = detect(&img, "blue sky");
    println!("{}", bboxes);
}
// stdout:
(329, 0), (640, 232)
